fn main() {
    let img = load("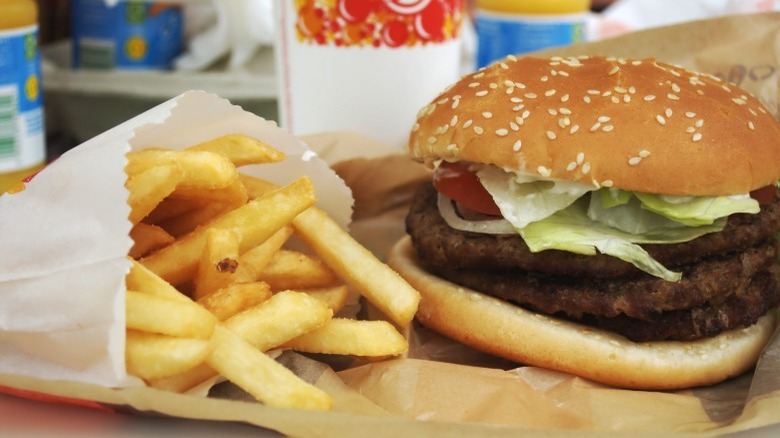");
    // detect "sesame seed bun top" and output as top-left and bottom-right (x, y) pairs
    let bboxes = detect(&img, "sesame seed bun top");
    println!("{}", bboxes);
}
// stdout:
(409, 55), (780, 196)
